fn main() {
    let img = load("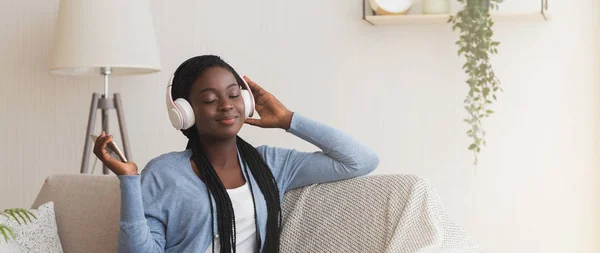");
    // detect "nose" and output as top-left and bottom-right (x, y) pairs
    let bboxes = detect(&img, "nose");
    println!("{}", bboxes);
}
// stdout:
(218, 98), (234, 111)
